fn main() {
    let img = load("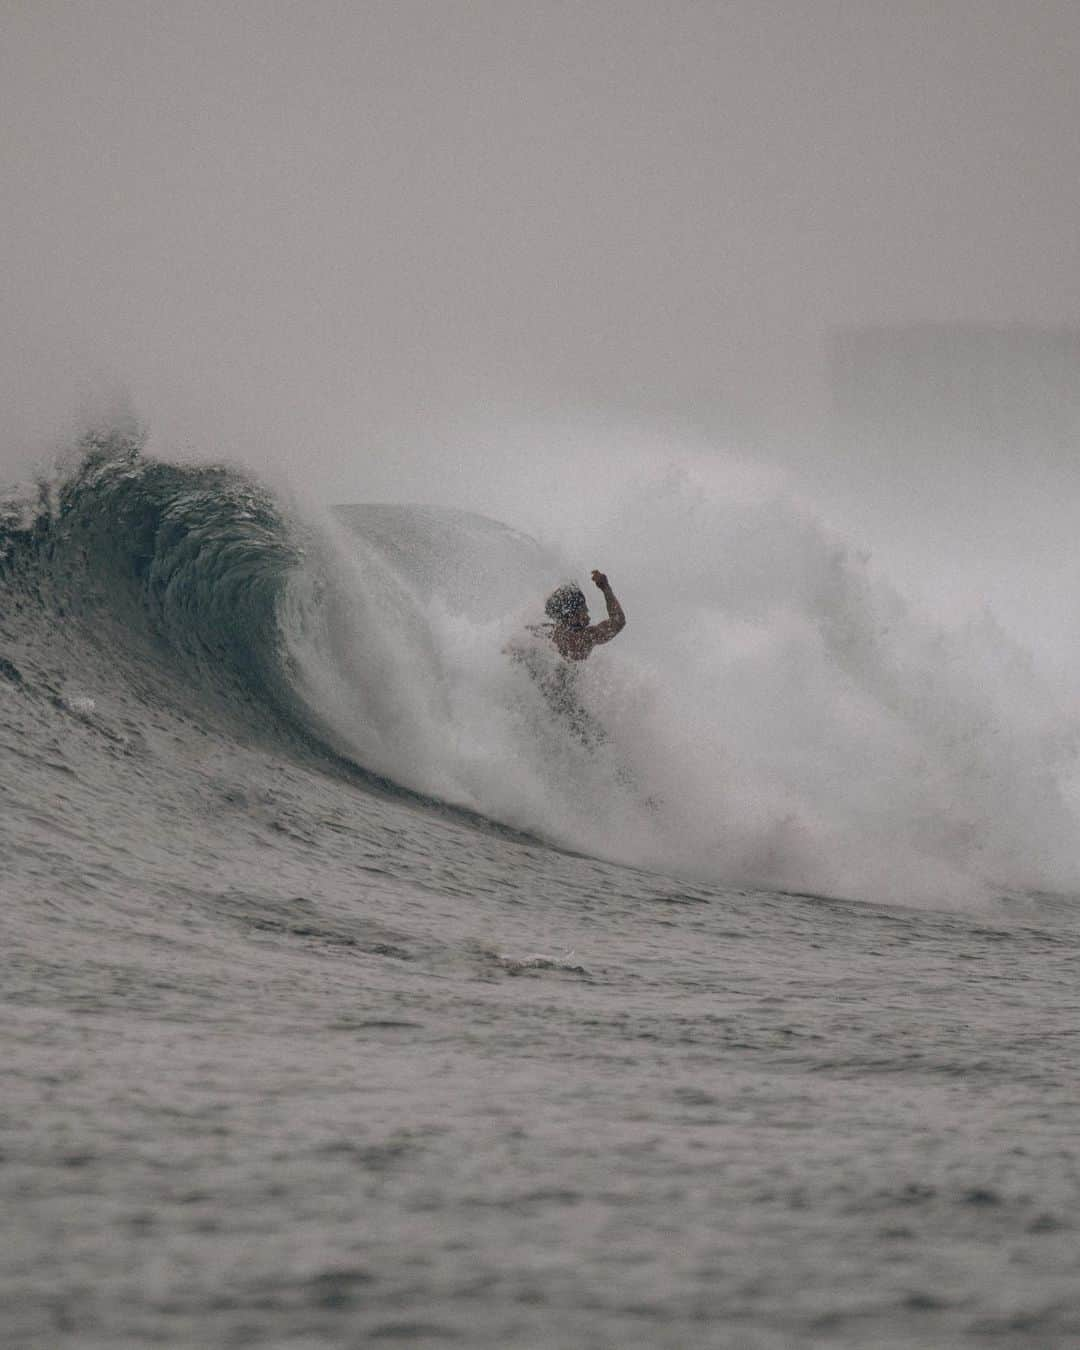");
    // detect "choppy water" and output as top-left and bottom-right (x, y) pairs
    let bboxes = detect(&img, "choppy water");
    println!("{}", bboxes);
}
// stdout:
(4, 433), (1080, 1348)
